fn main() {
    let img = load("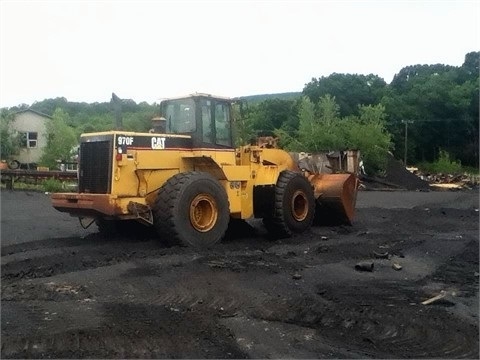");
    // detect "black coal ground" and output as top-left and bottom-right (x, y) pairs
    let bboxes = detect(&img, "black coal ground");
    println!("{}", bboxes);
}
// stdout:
(1, 189), (478, 359)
